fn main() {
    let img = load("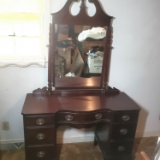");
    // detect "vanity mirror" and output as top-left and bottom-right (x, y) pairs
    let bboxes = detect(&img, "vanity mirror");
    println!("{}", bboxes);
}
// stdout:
(22, 1), (140, 160)
(55, 24), (105, 78)
(48, 0), (118, 93)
